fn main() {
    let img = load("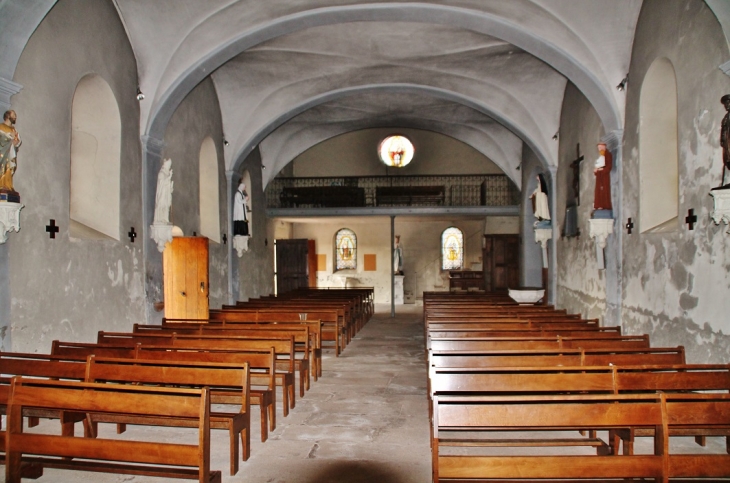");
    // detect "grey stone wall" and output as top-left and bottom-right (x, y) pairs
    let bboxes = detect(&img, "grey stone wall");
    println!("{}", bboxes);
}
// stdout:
(620, 0), (730, 363)
(236, 148), (275, 302)
(6, 0), (144, 351)
(161, 78), (228, 310)
(555, 83), (608, 321)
